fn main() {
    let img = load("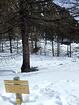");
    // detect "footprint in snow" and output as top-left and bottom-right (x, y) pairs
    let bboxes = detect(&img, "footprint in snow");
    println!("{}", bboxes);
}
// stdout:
(1, 95), (15, 104)
(33, 85), (39, 90)
(55, 97), (62, 105)
(68, 95), (79, 105)
(40, 88), (63, 105)
(59, 63), (63, 66)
